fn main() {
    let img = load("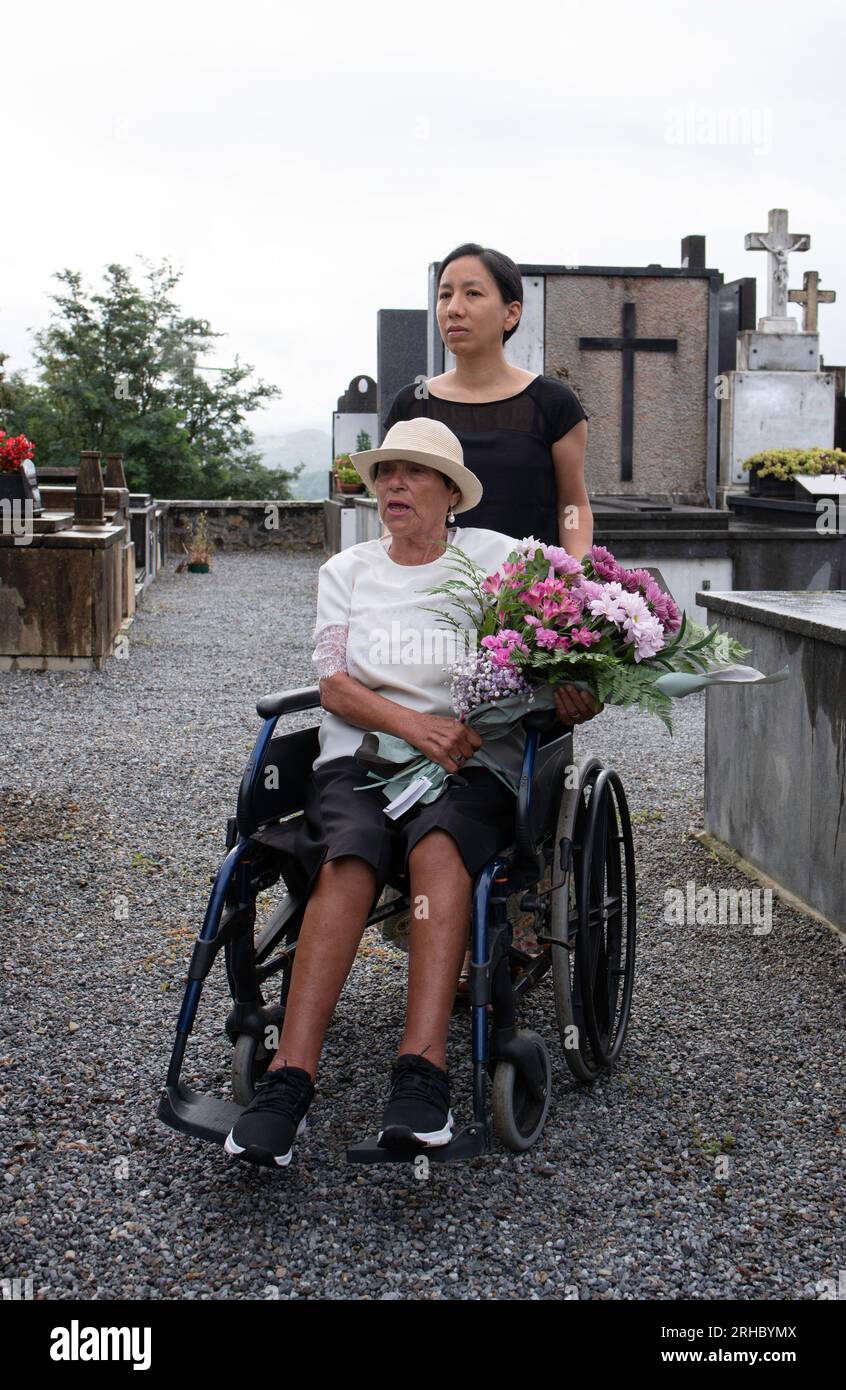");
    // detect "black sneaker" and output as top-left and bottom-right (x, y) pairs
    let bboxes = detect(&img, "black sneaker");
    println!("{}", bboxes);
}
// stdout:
(224, 1064), (315, 1168)
(377, 1053), (454, 1149)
